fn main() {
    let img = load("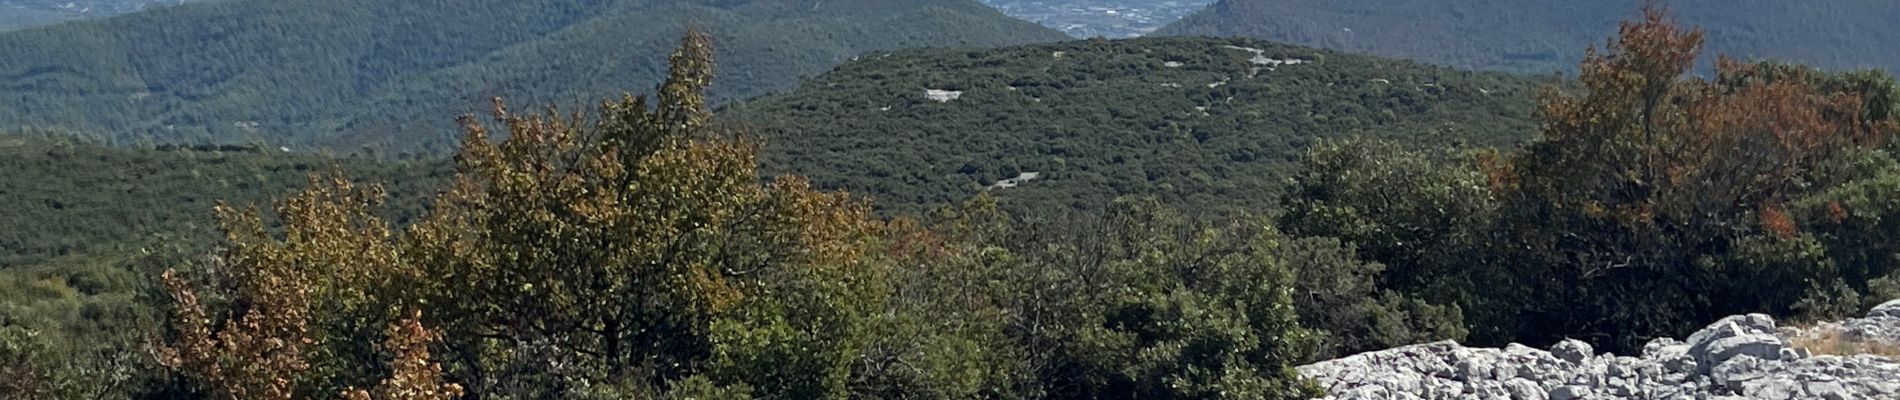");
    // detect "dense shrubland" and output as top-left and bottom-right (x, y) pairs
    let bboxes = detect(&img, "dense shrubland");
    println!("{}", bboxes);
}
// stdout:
(4, 8), (1900, 400)
(19, 32), (1404, 400)
(725, 36), (1554, 215)
(1283, 10), (1900, 352)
